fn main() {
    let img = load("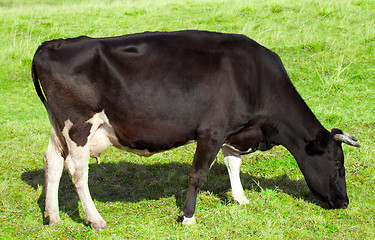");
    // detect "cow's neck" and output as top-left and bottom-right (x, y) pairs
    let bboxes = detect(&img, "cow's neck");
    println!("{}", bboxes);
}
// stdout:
(265, 85), (326, 158)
